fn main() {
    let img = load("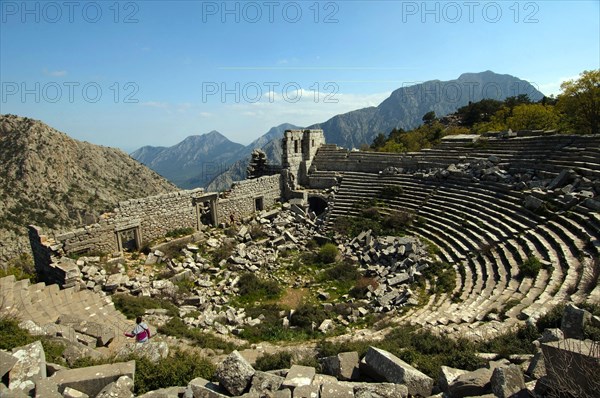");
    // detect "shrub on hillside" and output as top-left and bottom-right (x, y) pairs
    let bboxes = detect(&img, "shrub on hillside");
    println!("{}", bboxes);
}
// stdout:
(112, 295), (178, 319)
(317, 243), (339, 264)
(518, 256), (543, 278)
(255, 351), (293, 371)
(237, 273), (282, 302)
